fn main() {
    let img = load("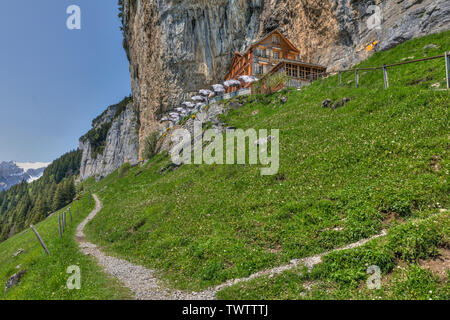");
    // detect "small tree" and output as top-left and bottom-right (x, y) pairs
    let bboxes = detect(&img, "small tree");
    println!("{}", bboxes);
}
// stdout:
(118, 162), (131, 177)
(142, 132), (160, 160)
(53, 183), (65, 211)
(65, 178), (76, 203)
(252, 80), (263, 94)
